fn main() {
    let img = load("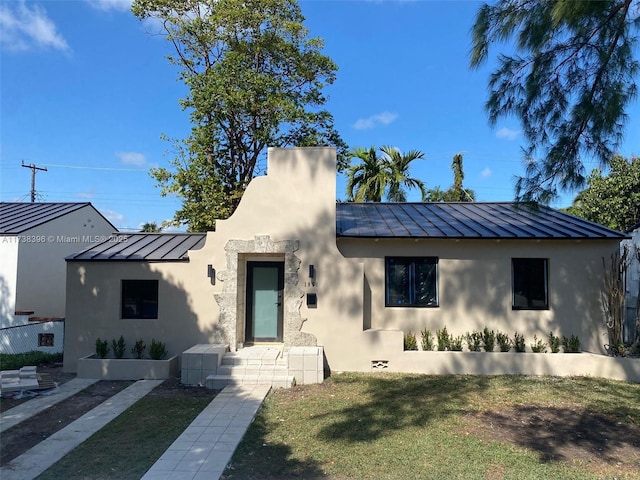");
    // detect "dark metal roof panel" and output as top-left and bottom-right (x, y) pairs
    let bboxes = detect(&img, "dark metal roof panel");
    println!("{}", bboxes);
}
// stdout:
(67, 233), (206, 261)
(0, 202), (100, 234)
(336, 202), (628, 239)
